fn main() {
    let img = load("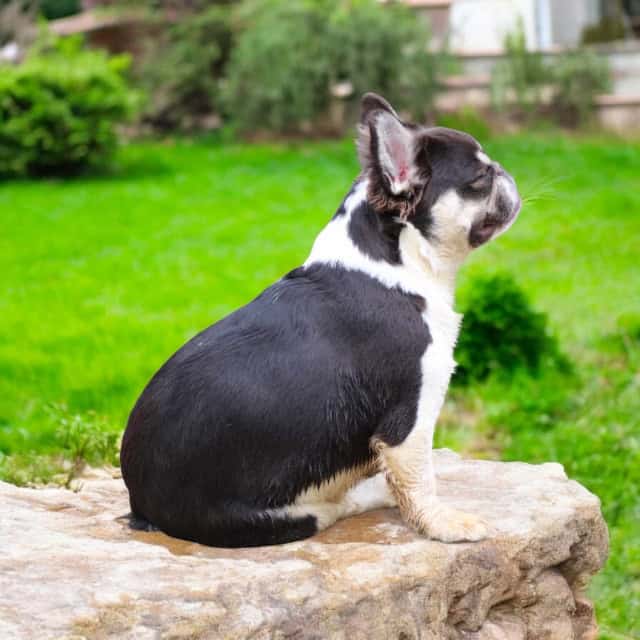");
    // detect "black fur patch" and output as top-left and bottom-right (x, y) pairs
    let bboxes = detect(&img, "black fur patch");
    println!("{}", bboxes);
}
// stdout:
(121, 265), (429, 547)
(347, 201), (404, 264)
(332, 179), (361, 219)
